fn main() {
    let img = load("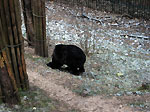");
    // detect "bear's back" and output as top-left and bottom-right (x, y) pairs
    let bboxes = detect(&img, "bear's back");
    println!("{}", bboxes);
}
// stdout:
(54, 44), (86, 63)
